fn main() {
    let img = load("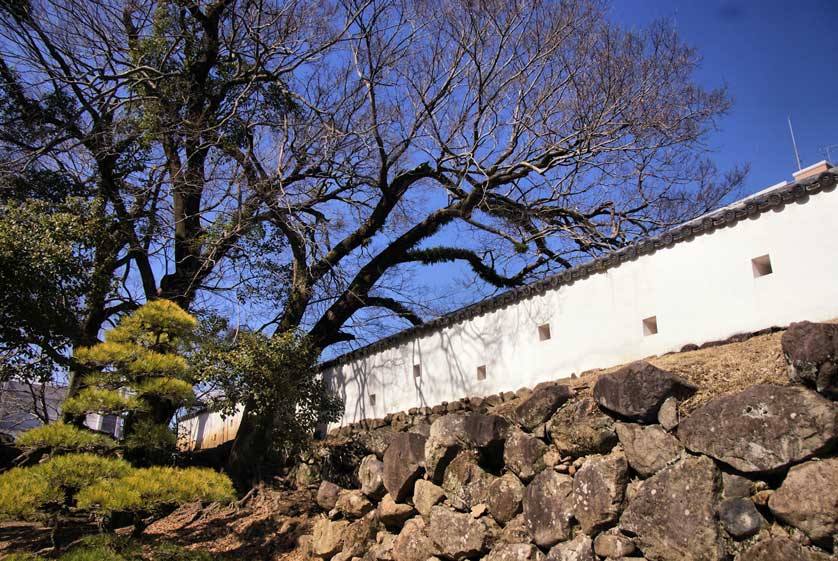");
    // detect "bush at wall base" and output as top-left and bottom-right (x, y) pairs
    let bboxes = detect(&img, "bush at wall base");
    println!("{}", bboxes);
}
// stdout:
(0, 453), (235, 542)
